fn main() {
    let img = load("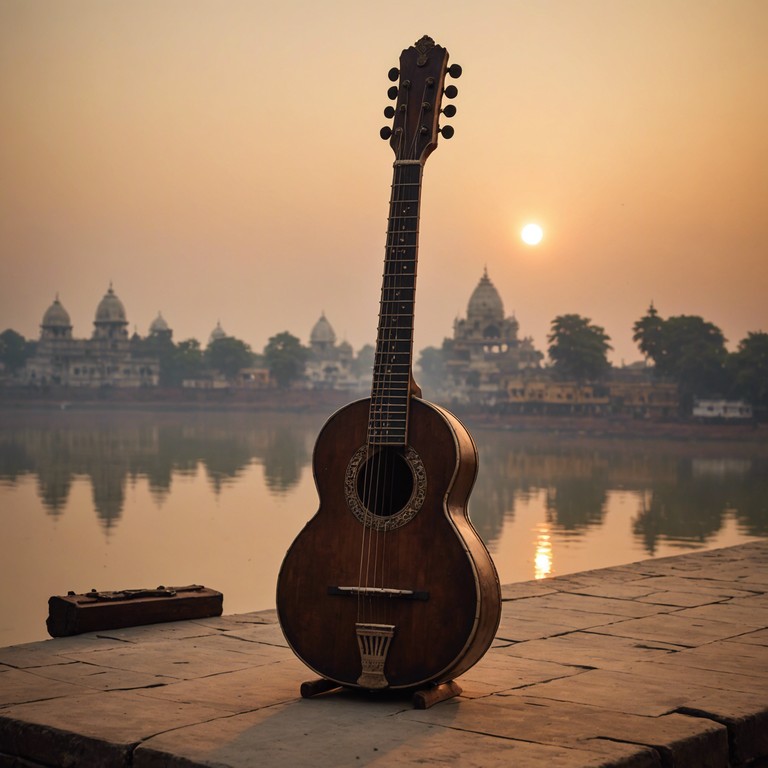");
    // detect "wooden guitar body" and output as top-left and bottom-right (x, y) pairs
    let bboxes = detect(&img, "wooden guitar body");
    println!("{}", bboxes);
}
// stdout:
(276, 396), (501, 690)
(276, 36), (500, 694)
